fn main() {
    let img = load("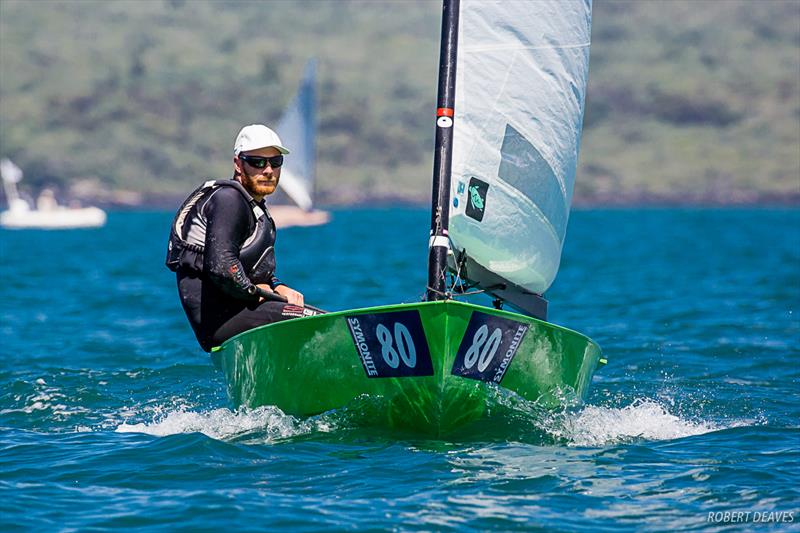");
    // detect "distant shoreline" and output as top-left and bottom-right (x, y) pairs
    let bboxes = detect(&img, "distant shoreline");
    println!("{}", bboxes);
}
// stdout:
(94, 189), (800, 210)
